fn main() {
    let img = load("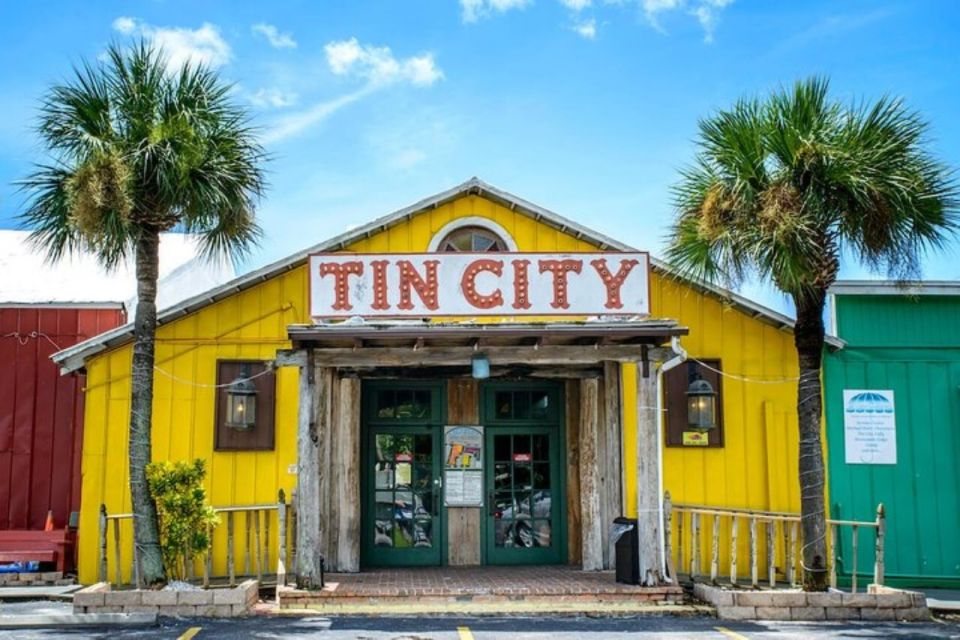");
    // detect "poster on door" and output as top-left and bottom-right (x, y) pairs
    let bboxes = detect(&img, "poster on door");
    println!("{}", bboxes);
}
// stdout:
(444, 425), (484, 507)
(843, 389), (897, 465)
